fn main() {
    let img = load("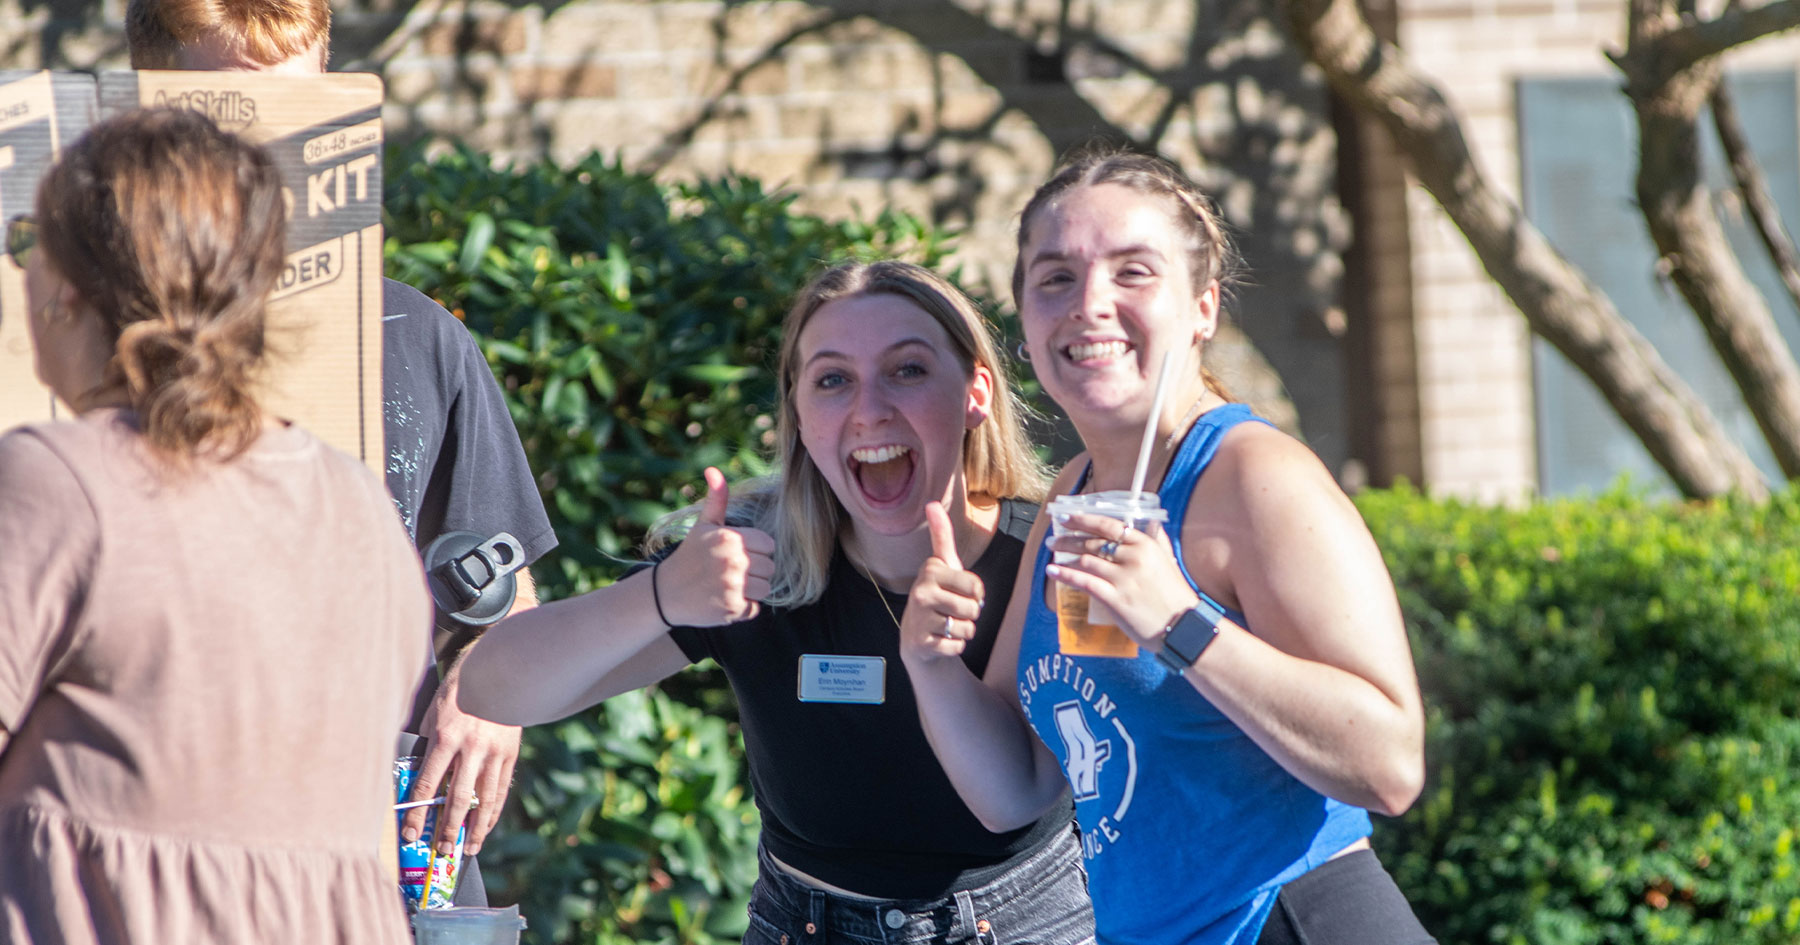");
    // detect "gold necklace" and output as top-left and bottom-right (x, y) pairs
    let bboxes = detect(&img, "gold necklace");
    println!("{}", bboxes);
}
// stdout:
(857, 558), (905, 632)
(1164, 396), (1212, 454)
